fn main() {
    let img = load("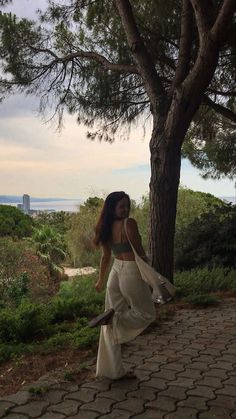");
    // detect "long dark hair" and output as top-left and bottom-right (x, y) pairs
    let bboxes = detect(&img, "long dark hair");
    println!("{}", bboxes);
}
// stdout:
(94, 191), (130, 246)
